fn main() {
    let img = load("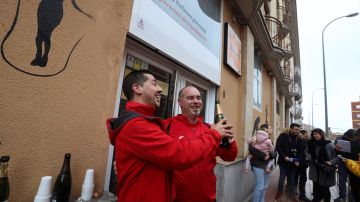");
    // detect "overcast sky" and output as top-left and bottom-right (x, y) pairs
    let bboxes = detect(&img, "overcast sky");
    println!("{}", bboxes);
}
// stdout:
(297, 0), (360, 132)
